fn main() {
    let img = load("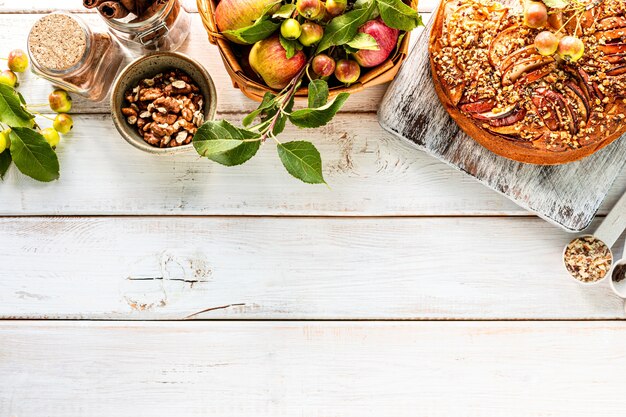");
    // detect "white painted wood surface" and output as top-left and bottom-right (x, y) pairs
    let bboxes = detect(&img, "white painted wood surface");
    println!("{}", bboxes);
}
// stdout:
(2, 3), (626, 415)
(0, 114), (533, 216)
(2, 217), (624, 319)
(3, 321), (626, 417)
